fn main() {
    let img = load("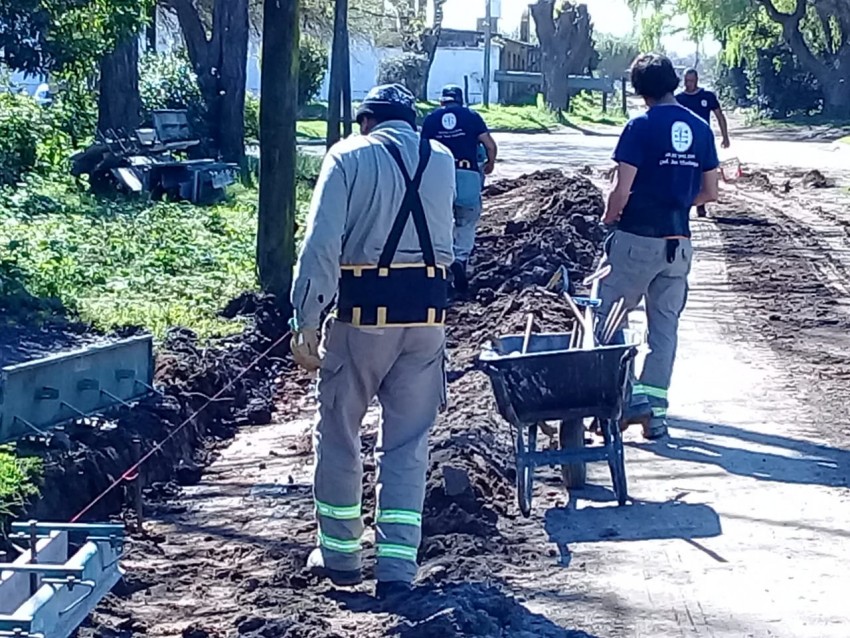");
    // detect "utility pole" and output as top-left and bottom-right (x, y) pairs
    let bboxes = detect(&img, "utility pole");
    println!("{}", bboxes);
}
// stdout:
(483, 0), (492, 107)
